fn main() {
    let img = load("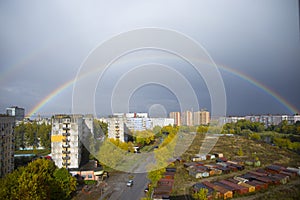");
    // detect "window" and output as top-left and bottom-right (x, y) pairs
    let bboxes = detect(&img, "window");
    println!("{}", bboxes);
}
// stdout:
(88, 174), (93, 179)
